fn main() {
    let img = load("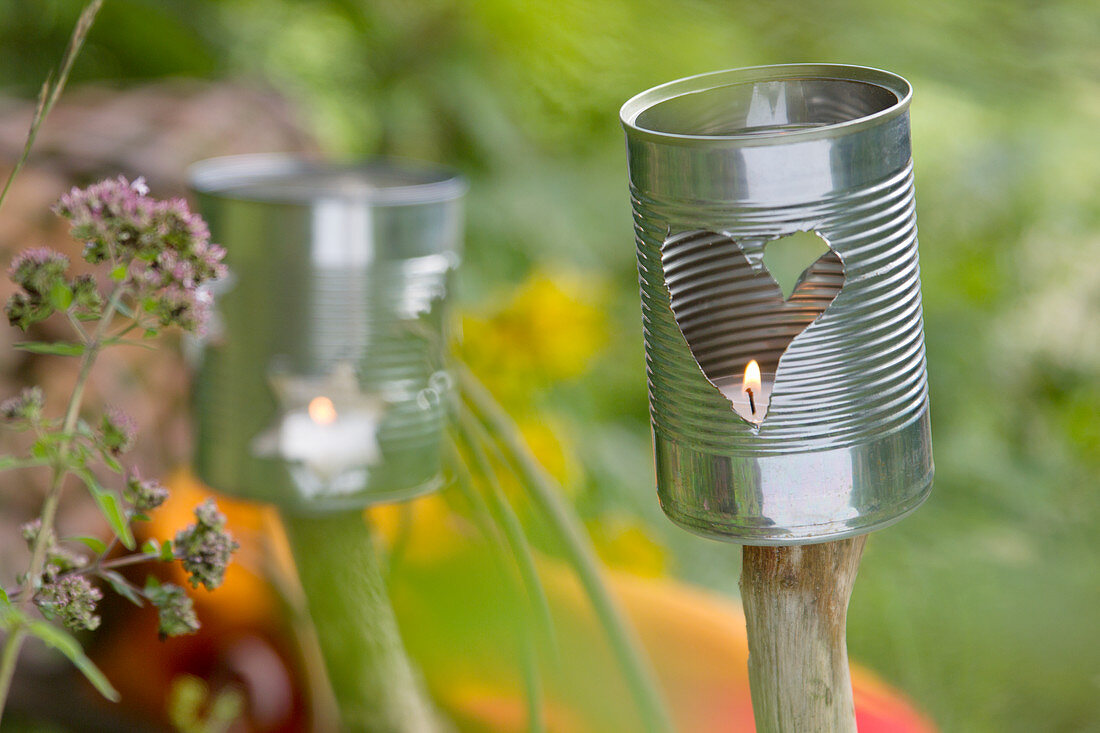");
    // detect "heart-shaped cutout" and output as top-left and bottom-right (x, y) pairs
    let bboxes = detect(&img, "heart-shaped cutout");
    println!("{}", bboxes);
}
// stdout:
(661, 229), (844, 426)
